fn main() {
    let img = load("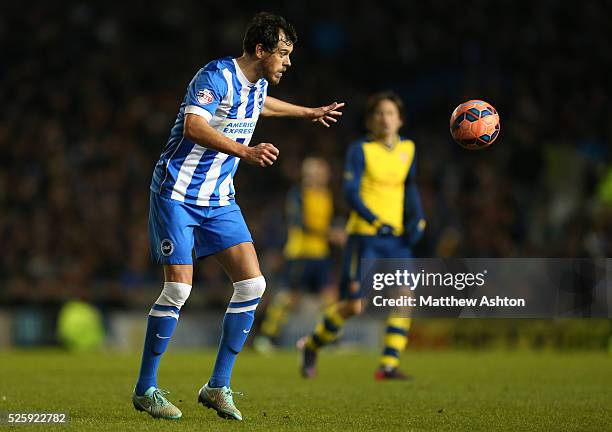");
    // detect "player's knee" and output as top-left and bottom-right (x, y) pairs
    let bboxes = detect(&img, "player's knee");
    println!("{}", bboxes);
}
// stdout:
(337, 298), (363, 317)
(227, 275), (266, 314)
(347, 298), (364, 316)
(156, 281), (192, 309)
